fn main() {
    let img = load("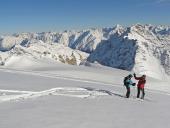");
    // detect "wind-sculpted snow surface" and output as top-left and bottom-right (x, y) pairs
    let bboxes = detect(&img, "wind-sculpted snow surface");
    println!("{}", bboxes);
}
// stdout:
(0, 87), (110, 102)
(0, 24), (170, 79)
